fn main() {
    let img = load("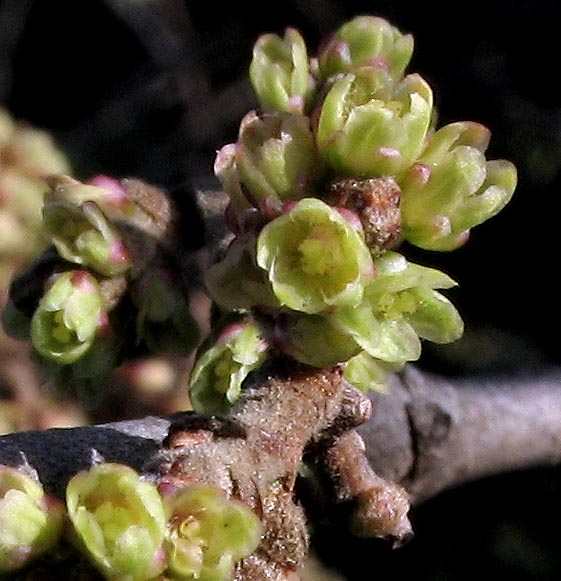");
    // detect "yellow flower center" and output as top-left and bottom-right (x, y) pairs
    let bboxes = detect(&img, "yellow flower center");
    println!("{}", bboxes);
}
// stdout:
(297, 227), (343, 276)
